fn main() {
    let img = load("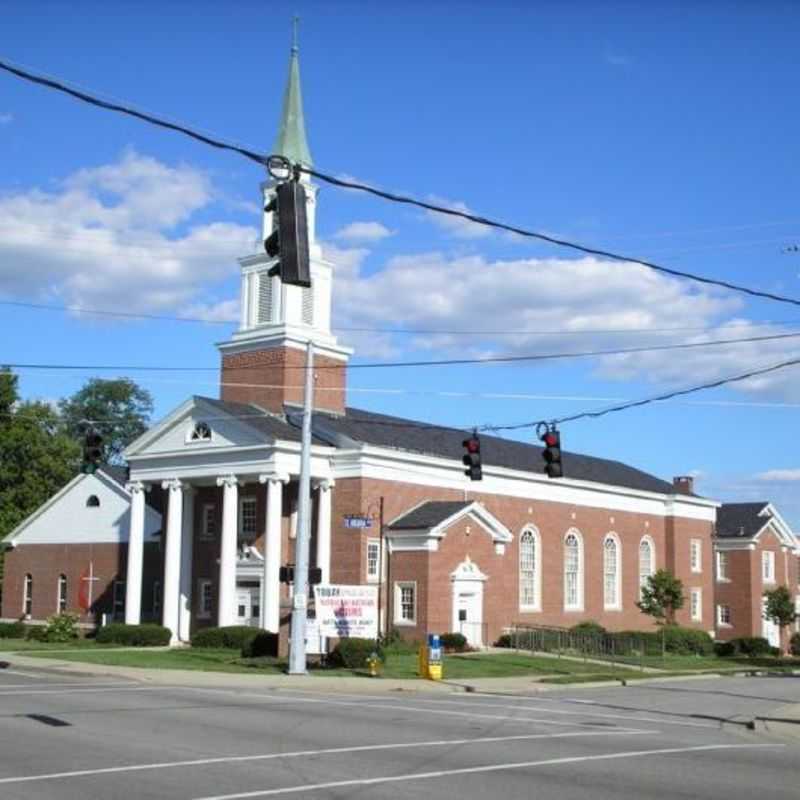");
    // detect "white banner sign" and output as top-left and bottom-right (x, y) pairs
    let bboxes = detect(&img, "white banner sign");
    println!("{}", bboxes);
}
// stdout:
(313, 584), (378, 639)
